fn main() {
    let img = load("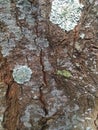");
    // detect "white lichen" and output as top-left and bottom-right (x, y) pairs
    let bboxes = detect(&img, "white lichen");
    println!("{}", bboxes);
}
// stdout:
(80, 33), (85, 39)
(12, 65), (32, 84)
(50, 0), (83, 31)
